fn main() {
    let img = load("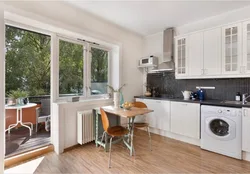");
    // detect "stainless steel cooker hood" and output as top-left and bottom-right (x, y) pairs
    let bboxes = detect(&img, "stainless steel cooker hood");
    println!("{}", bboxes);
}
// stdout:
(151, 28), (174, 72)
